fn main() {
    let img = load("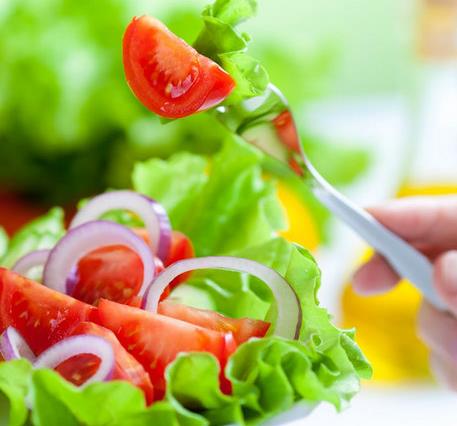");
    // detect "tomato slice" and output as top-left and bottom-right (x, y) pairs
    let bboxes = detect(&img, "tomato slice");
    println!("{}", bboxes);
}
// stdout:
(273, 110), (301, 154)
(165, 231), (195, 267)
(134, 229), (195, 293)
(71, 245), (164, 306)
(54, 354), (101, 387)
(0, 268), (97, 355)
(123, 15), (235, 119)
(164, 231), (195, 291)
(62, 322), (154, 404)
(158, 301), (270, 344)
(97, 299), (236, 398)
